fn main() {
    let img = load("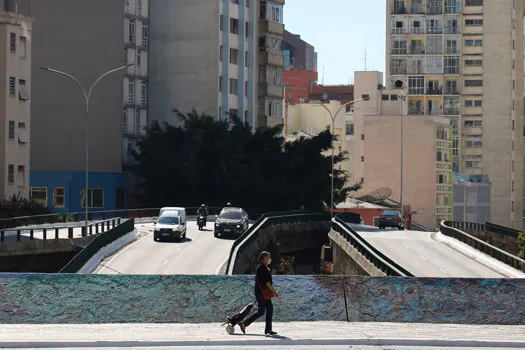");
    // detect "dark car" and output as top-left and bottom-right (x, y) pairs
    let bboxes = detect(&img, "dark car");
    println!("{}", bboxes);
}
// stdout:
(214, 208), (249, 238)
(378, 210), (405, 230)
